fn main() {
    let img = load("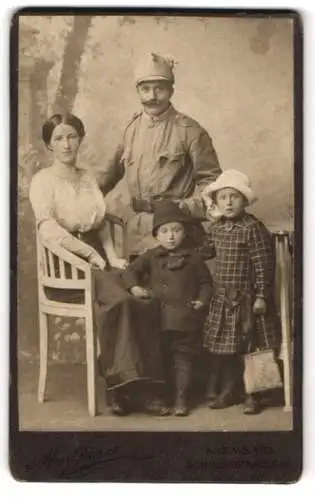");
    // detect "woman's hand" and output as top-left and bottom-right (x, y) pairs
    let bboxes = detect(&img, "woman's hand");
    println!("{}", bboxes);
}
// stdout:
(253, 297), (266, 315)
(130, 286), (151, 299)
(110, 257), (129, 270)
(88, 252), (107, 270)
